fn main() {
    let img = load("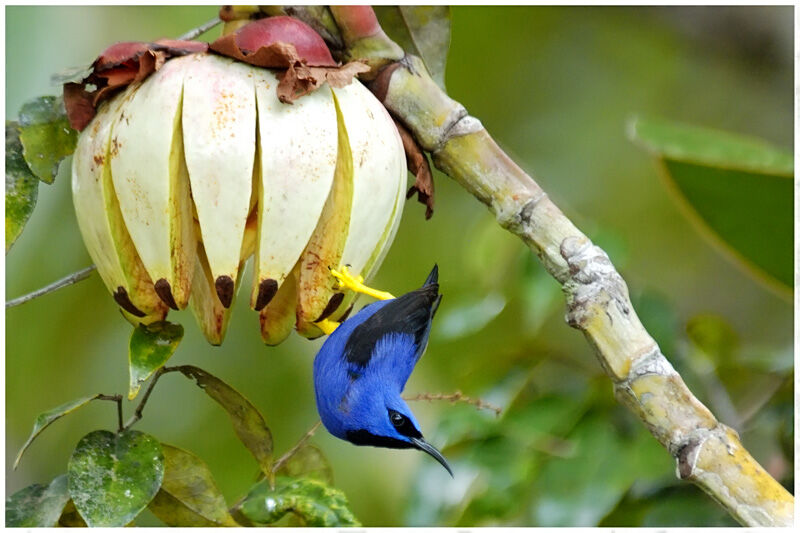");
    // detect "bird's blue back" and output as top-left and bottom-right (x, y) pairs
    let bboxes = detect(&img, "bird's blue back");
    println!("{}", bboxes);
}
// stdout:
(313, 267), (440, 442)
